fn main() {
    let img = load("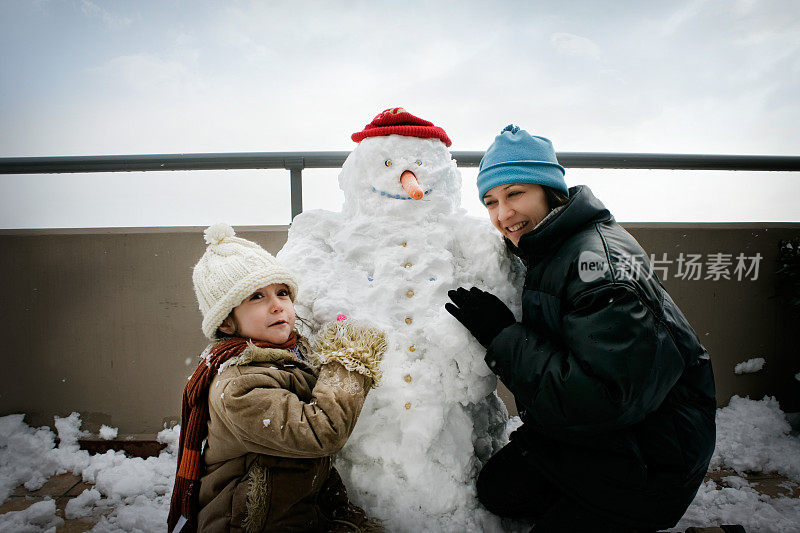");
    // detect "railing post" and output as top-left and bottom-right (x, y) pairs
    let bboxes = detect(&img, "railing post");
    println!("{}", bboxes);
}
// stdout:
(289, 167), (303, 220)
(284, 157), (304, 220)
